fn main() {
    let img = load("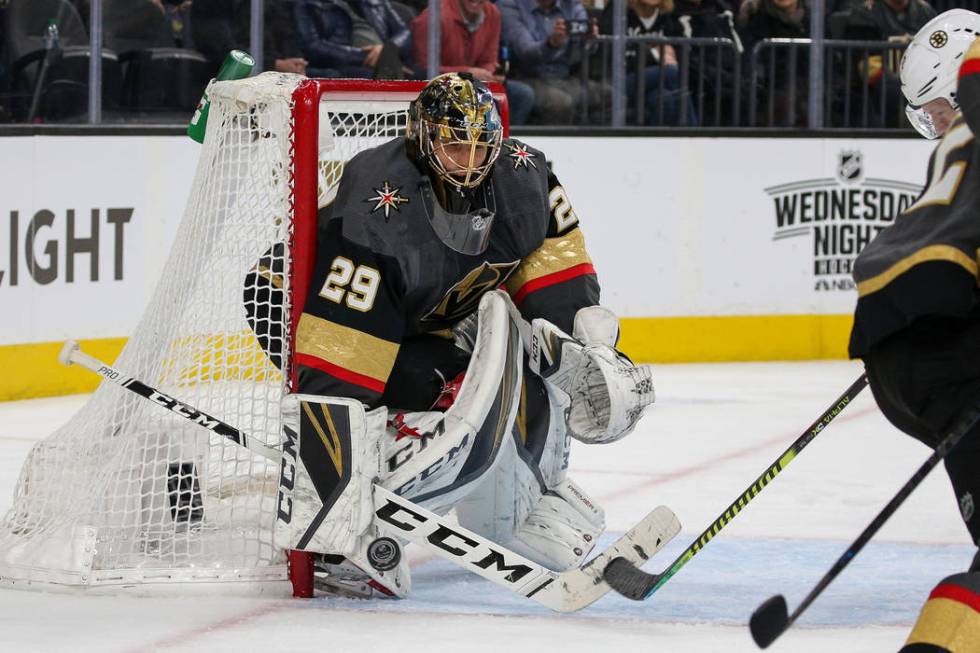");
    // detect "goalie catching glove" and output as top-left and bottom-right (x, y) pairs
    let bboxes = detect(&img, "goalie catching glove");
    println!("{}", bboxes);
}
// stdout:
(530, 306), (655, 444)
